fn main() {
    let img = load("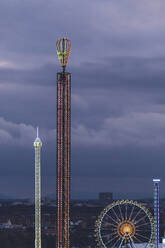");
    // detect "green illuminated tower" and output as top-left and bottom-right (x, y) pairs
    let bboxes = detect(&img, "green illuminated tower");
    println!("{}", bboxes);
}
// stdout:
(34, 127), (42, 248)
